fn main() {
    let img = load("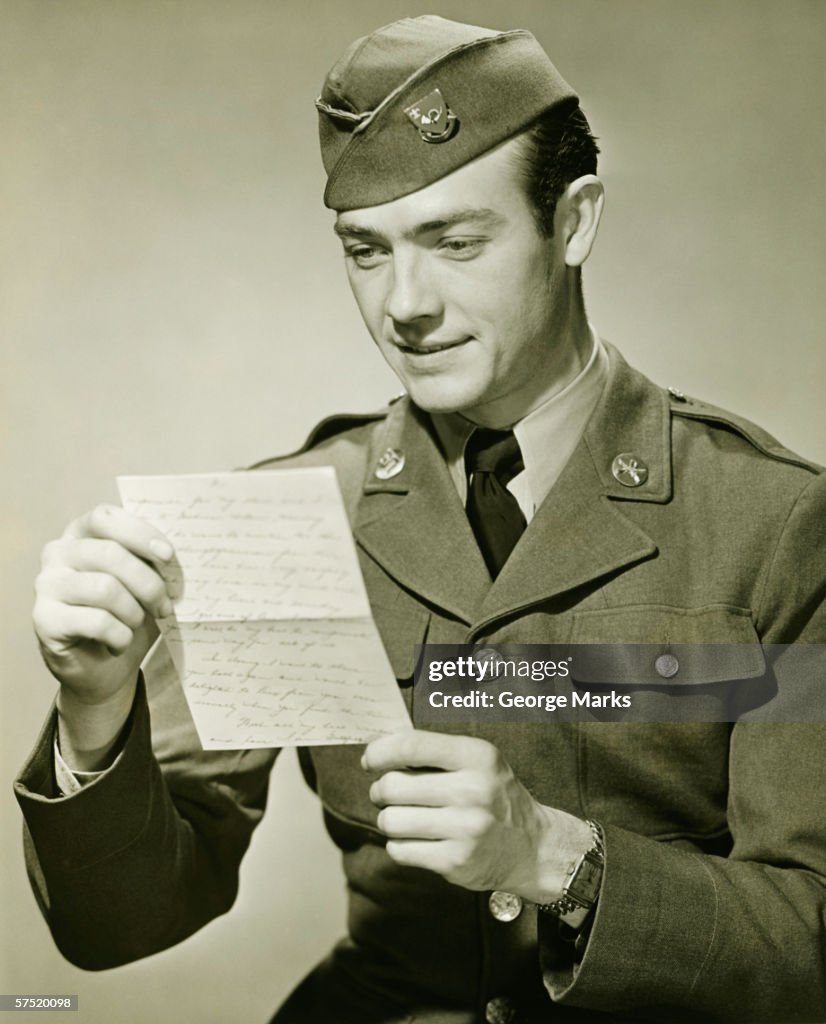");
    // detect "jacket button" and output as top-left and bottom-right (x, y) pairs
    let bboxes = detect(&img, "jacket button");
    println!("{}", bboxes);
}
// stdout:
(488, 891), (522, 922)
(655, 653), (680, 678)
(485, 996), (517, 1023)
